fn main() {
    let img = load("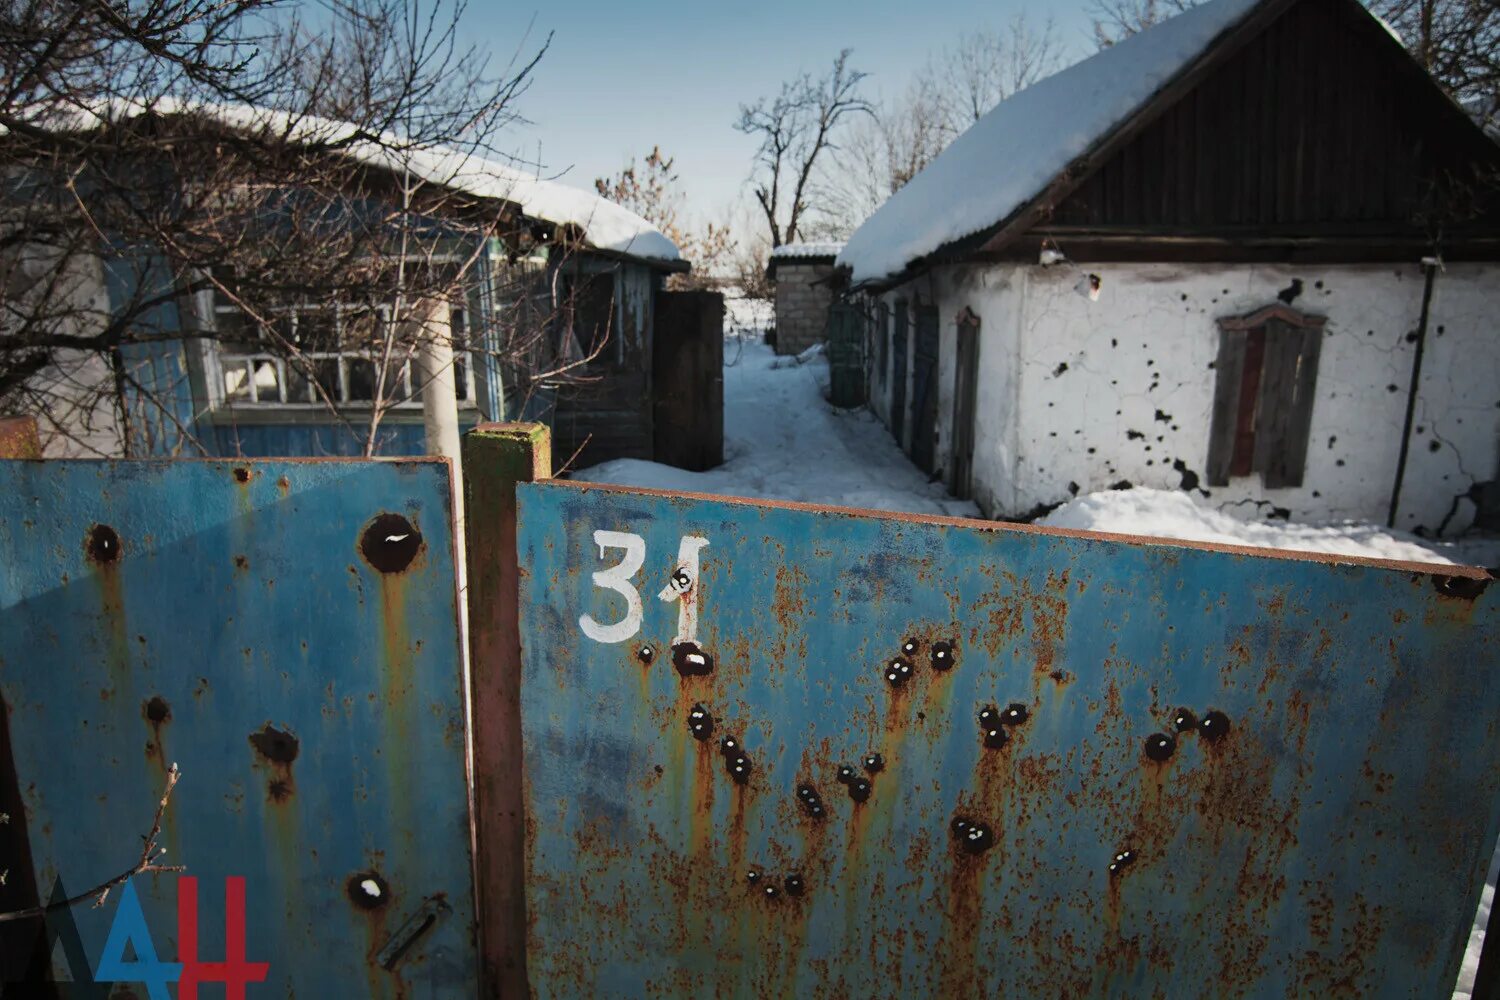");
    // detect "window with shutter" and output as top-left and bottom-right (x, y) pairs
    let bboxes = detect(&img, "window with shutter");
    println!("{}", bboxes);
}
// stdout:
(1206, 305), (1326, 488)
